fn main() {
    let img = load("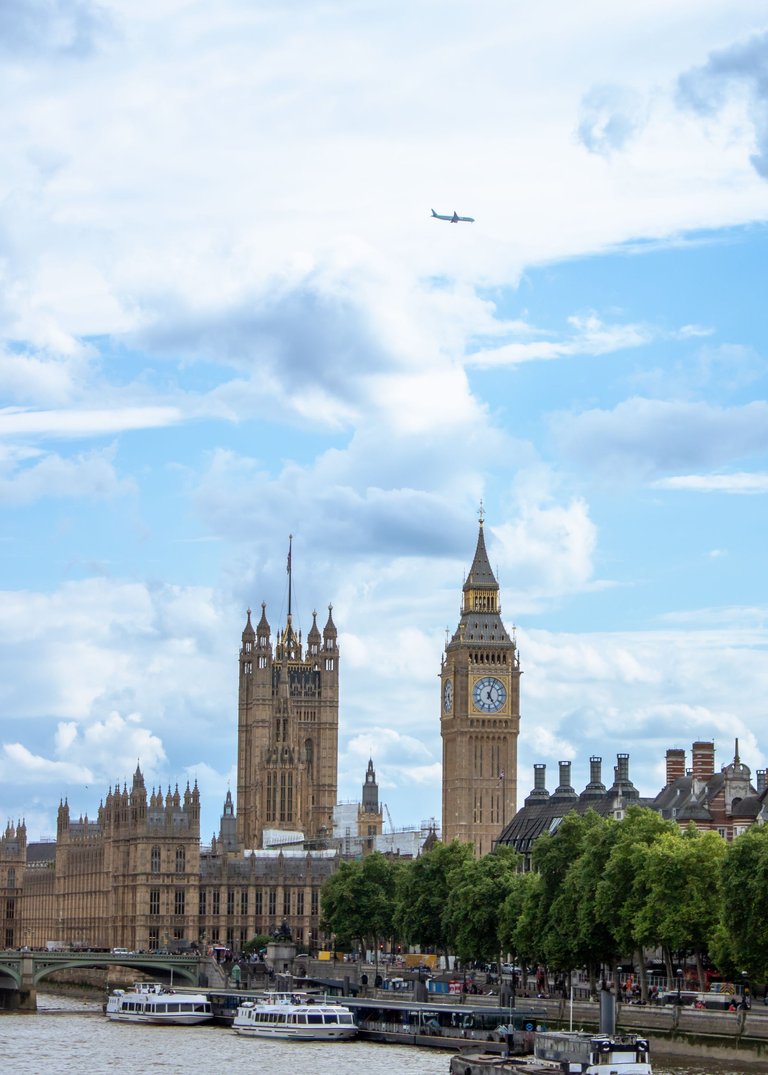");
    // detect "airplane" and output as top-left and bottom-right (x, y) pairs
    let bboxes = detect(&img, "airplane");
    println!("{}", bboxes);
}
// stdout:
(431, 208), (475, 223)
